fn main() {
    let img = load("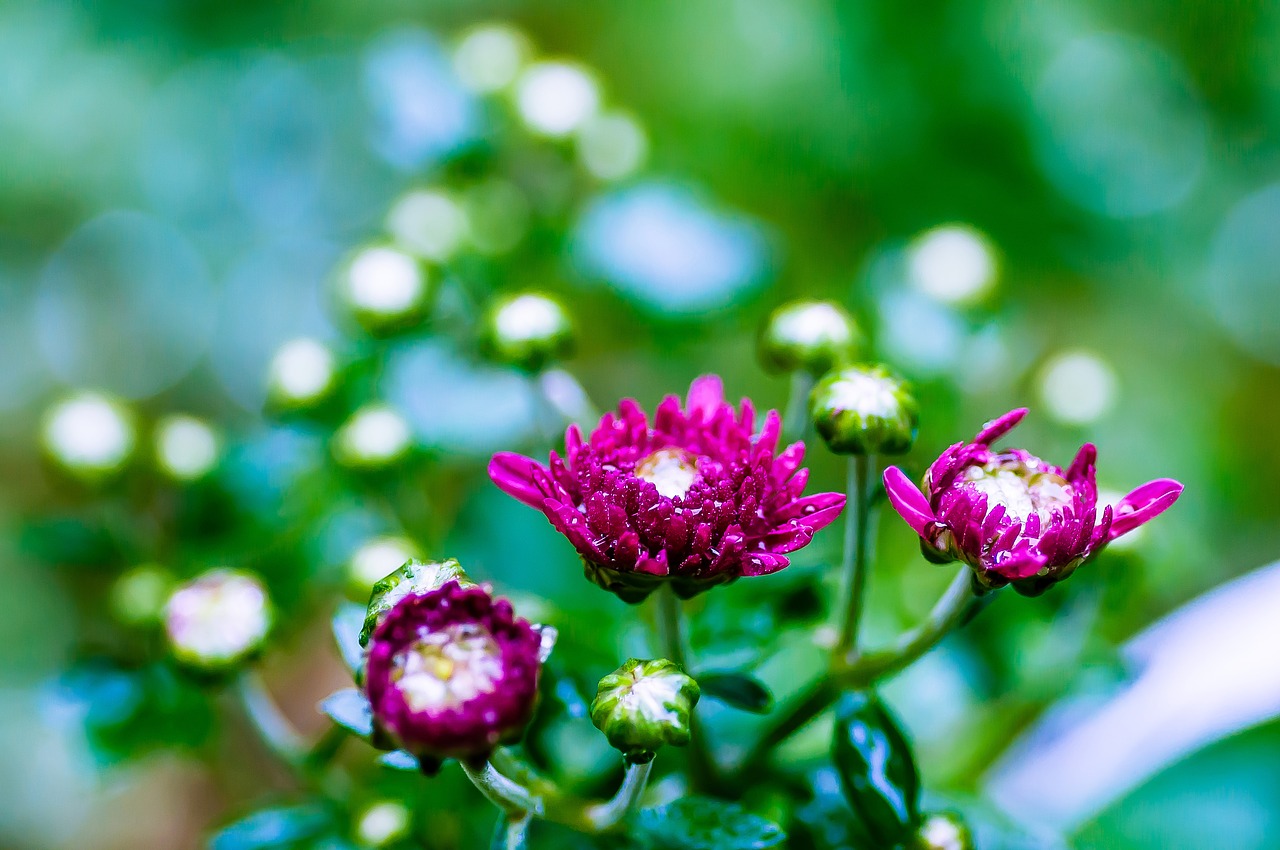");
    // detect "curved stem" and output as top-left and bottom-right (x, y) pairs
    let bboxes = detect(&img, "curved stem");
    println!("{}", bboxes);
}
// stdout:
(583, 759), (653, 831)
(237, 670), (307, 767)
(491, 814), (530, 850)
(479, 750), (655, 834)
(735, 566), (978, 778)
(835, 455), (877, 657)
(461, 760), (545, 818)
